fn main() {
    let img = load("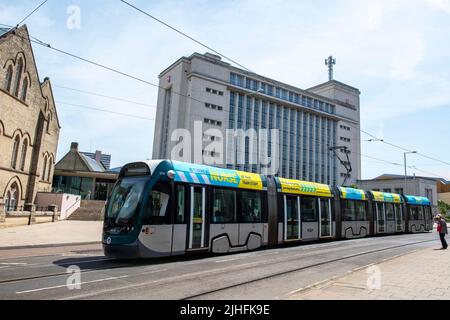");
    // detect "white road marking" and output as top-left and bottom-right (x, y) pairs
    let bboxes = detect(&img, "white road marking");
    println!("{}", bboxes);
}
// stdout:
(0, 262), (28, 266)
(214, 258), (242, 263)
(16, 275), (130, 294)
